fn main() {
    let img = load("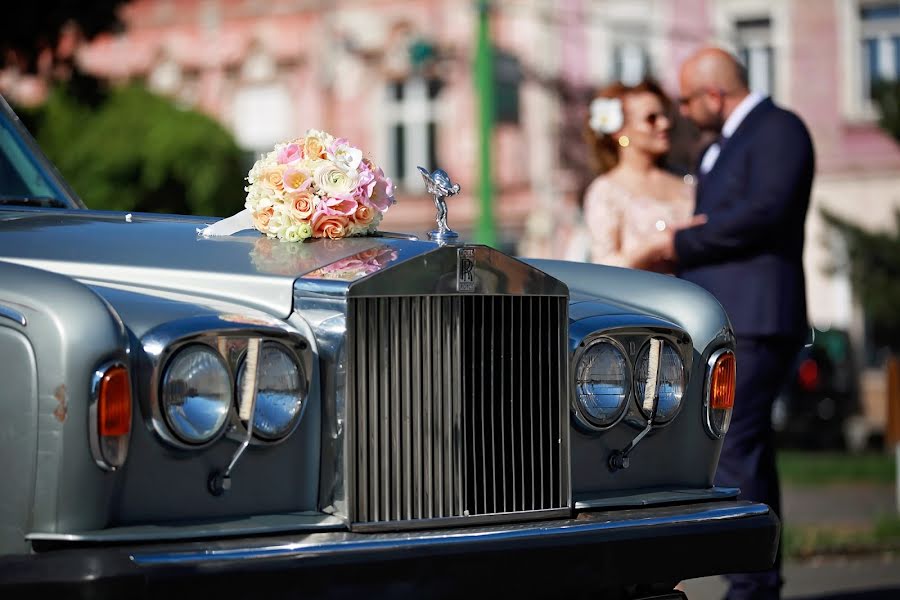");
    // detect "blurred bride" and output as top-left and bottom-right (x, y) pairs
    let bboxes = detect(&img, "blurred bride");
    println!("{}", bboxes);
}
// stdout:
(569, 80), (702, 273)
